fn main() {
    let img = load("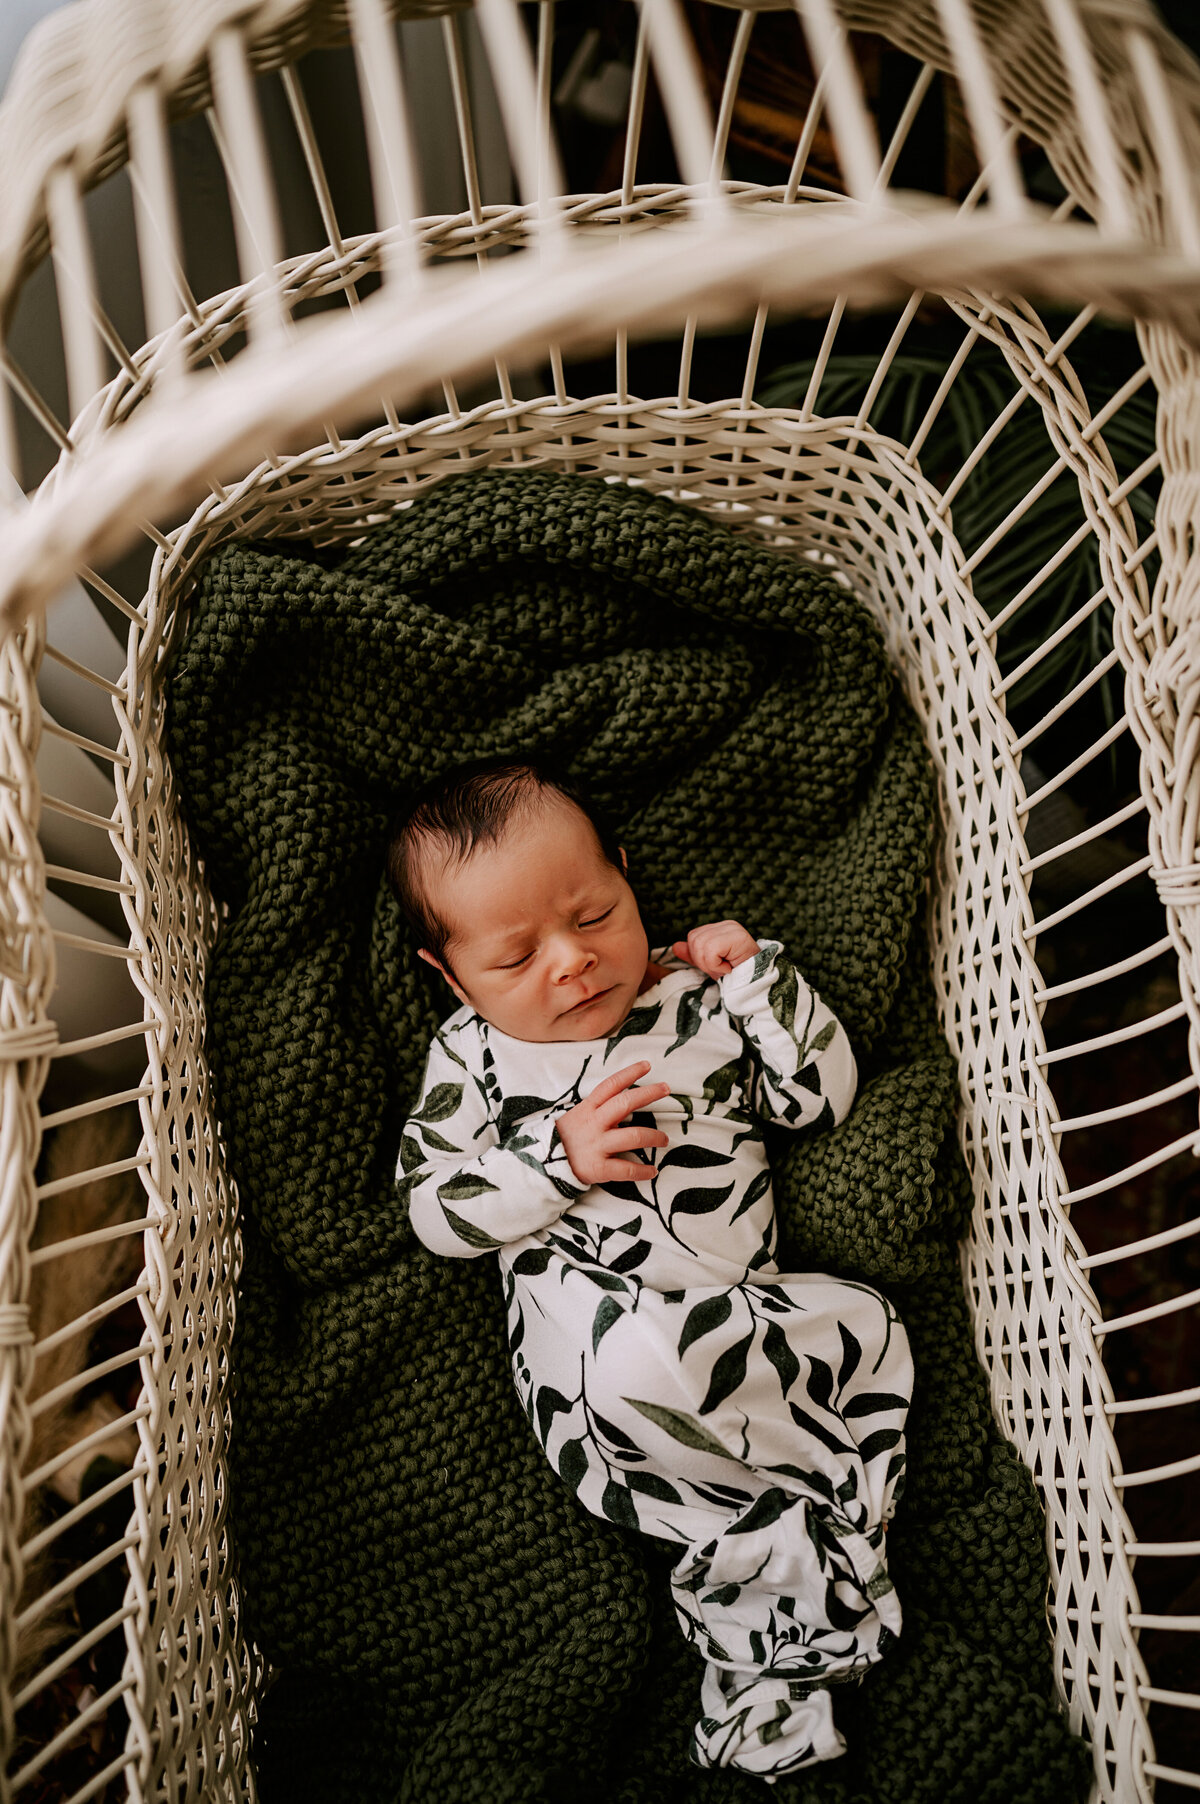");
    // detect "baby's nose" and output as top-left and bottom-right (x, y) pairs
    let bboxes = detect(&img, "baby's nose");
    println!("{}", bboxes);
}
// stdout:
(554, 937), (597, 980)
